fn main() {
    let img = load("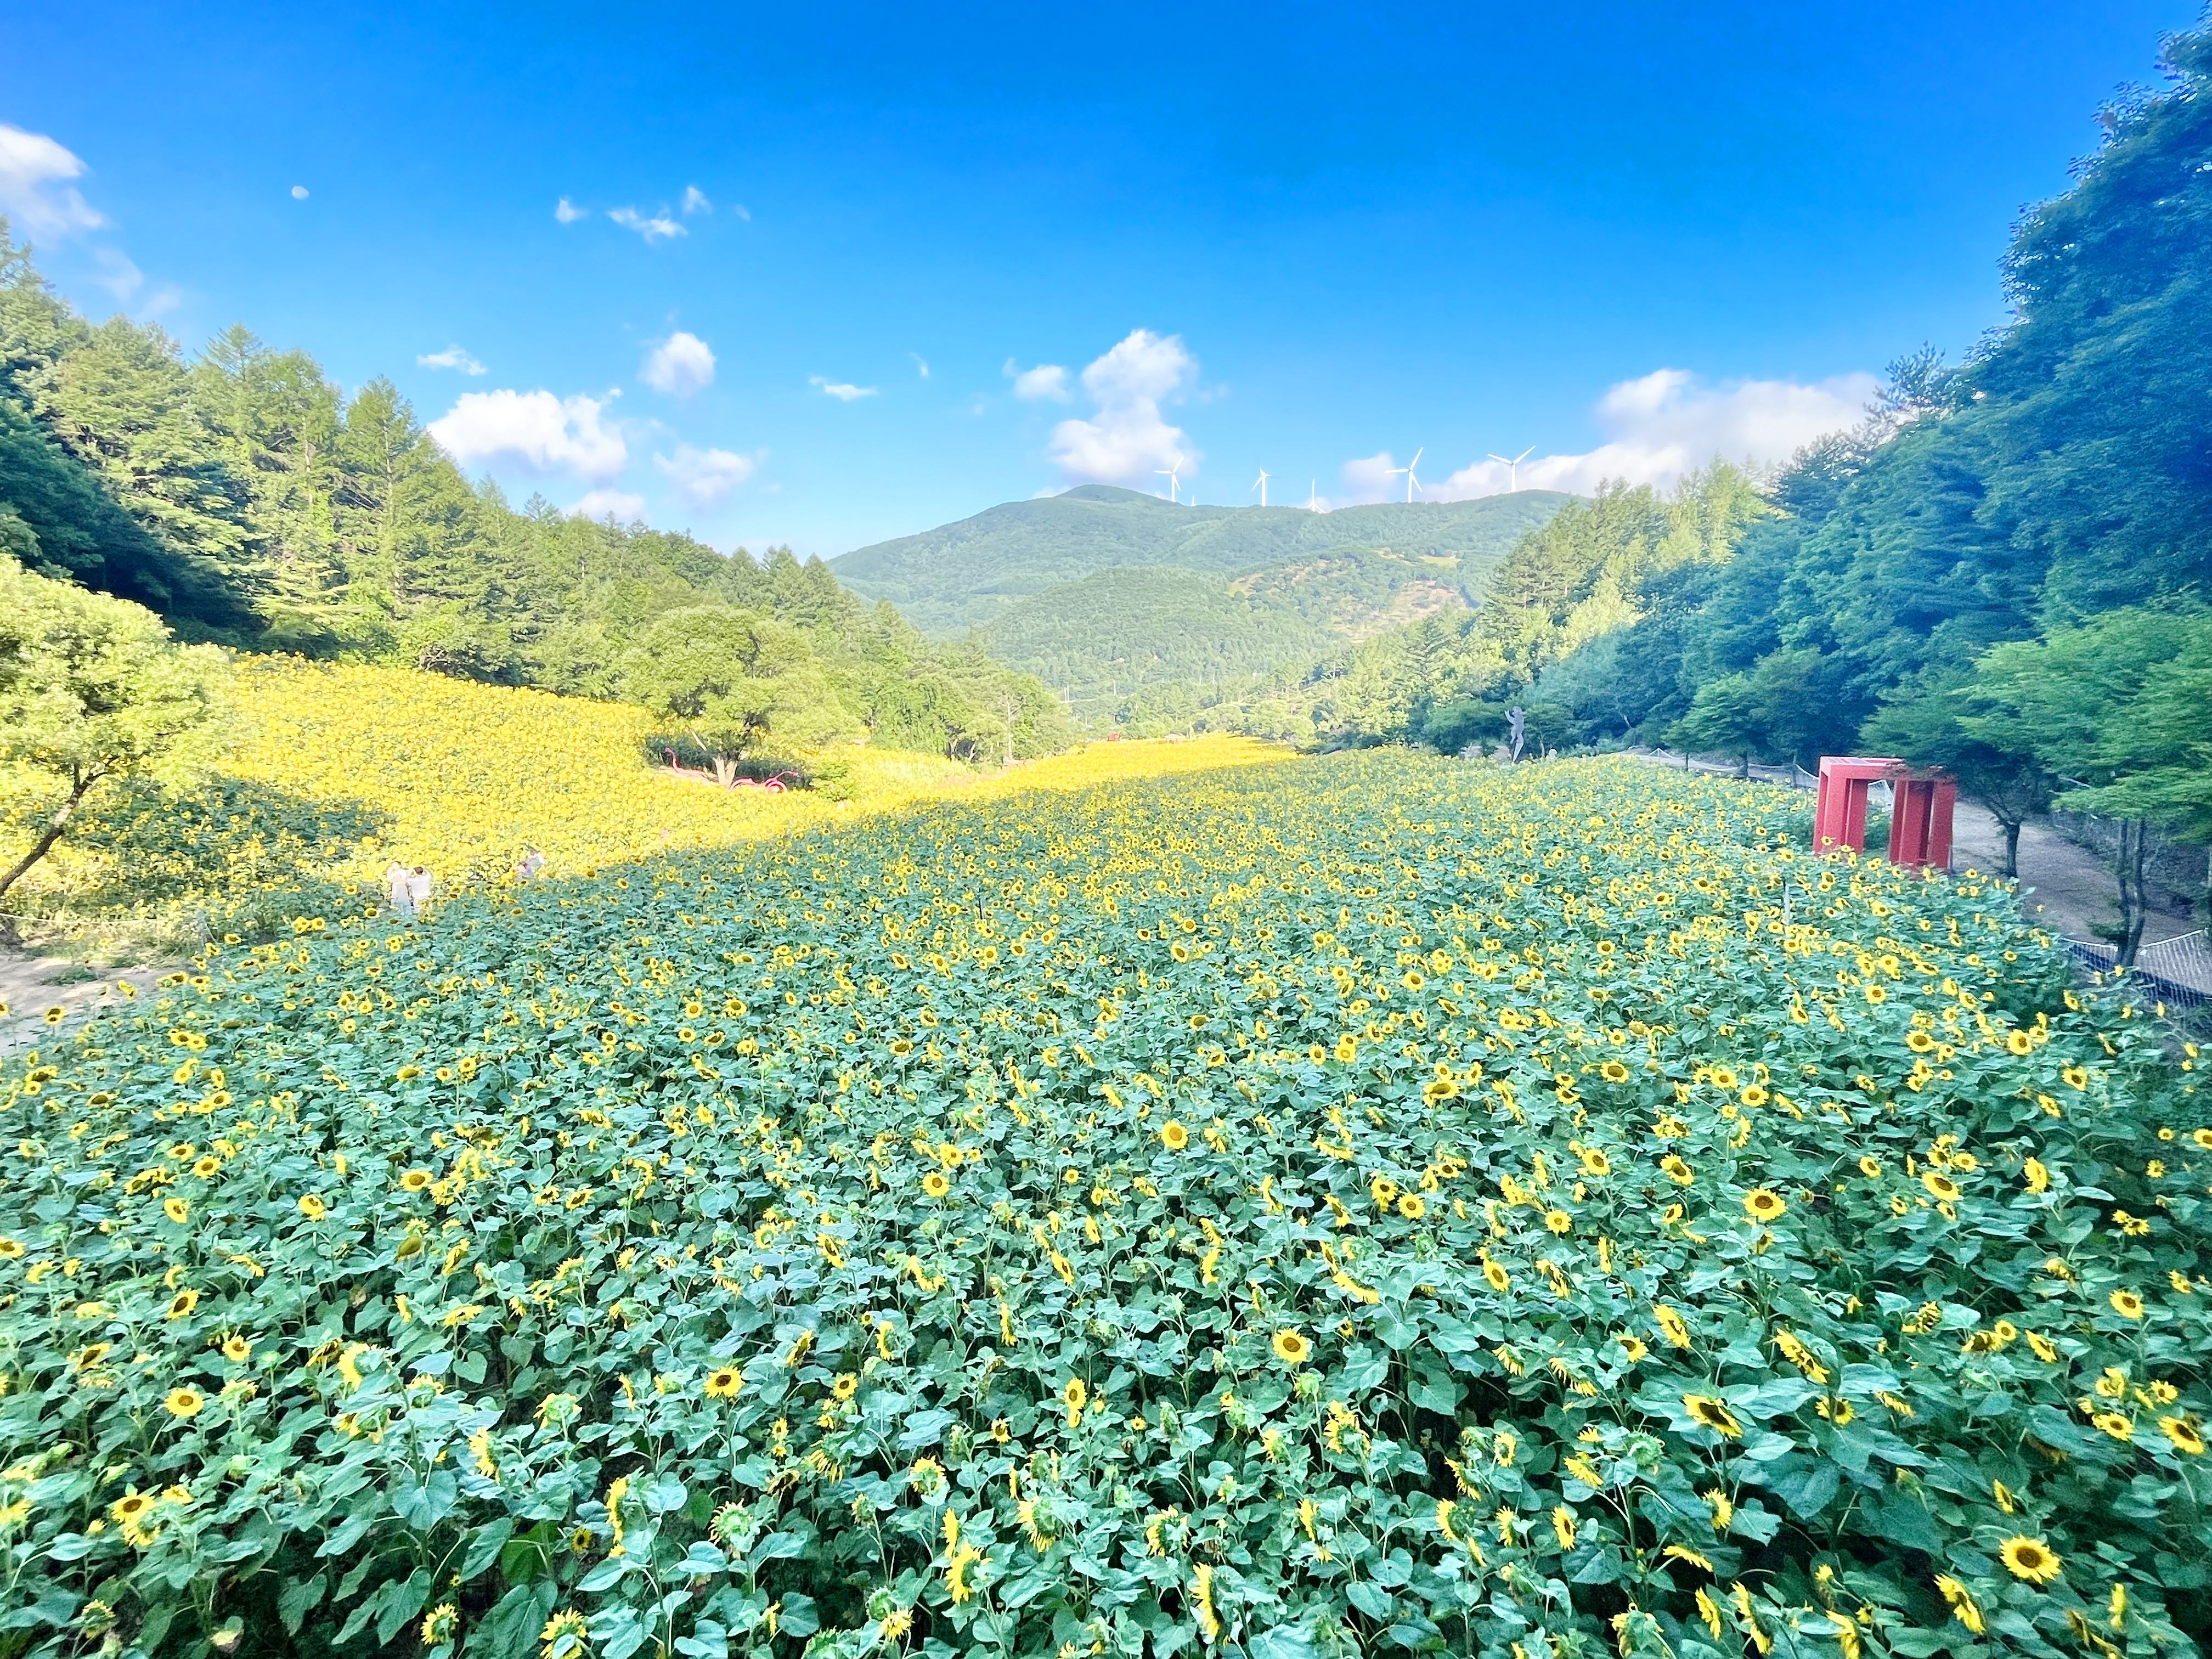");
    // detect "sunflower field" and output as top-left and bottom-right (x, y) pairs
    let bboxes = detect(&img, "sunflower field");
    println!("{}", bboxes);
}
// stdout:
(0, 752), (2206, 1659)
